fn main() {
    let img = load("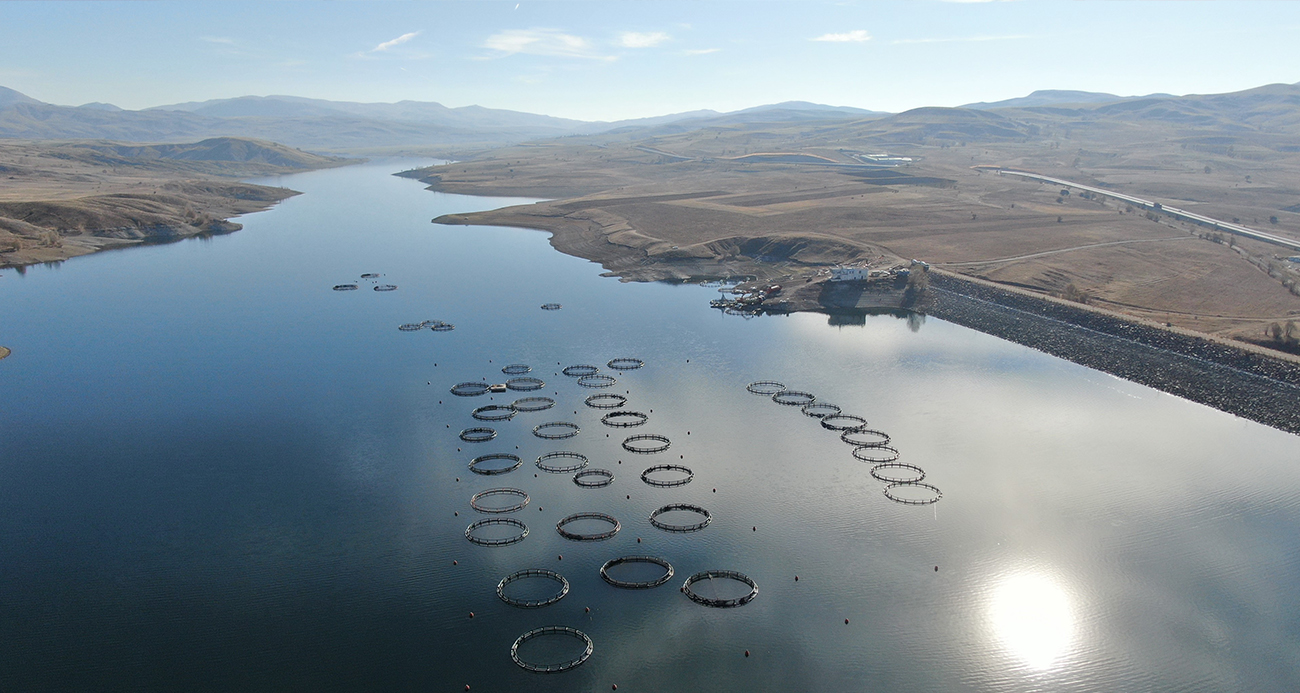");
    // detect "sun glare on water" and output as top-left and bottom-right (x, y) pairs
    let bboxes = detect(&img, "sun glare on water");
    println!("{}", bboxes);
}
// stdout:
(989, 573), (1075, 671)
